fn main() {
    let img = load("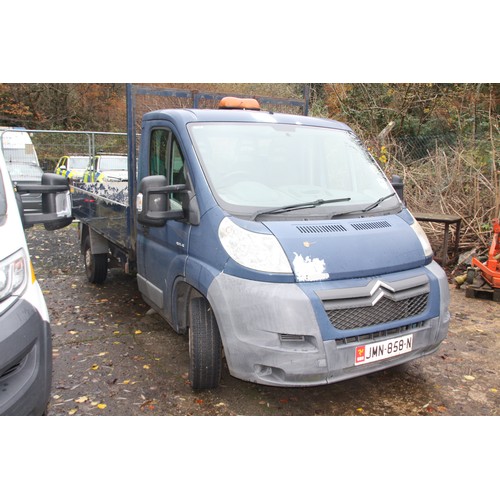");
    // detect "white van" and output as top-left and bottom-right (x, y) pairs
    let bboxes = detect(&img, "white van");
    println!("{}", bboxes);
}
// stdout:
(0, 149), (72, 415)
(0, 128), (44, 212)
